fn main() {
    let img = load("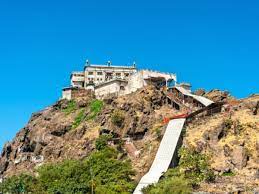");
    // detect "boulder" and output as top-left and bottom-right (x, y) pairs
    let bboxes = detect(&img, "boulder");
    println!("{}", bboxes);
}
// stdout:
(1, 143), (12, 158)
(231, 146), (248, 169)
(78, 99), (88, 108)
(0, 161), (9, 174)
(223, 144), (232, 157)
(194, 88), (206, 96)
(29, 111), (43, 122)
(17, 127), (30, 142)
(50, 124), (72, 137)
(255, 169), (259, 179)
(253, 101), (259, 115)
(21, 140), (36, 153)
